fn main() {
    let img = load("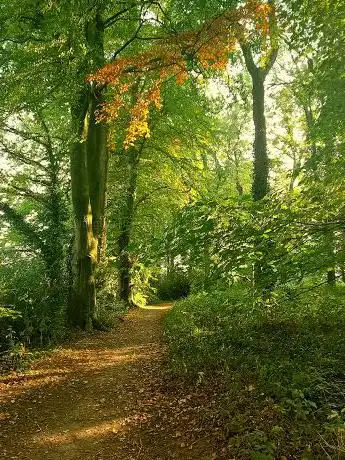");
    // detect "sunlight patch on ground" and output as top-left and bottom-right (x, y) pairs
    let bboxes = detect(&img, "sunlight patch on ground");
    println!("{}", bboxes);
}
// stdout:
(140, 304), (172, 311)
(34, 418), (126, 445)
(56, 345), (159, 367)
(0, 344), (160, 404)
(0, 368), (70, 402)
